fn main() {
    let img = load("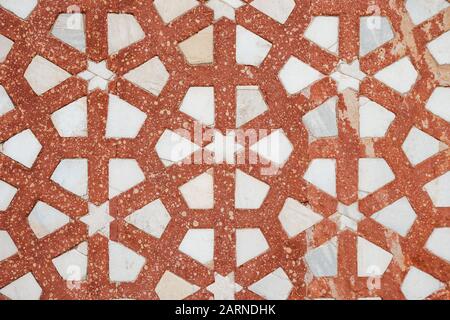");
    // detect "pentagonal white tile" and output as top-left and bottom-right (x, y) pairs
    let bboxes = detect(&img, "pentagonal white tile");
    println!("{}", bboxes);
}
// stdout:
(278, 198), (323, 238)
(0, 0), (38, 19)
(52, 243), (88, 280)
(428, 31), (450, 65)
(0, 85), (14, 116)
(249, 129), (293, 166)
(24, 56), (71, 95)
(179, 170), (214, 209)
(402, 127), (445, 166)
(279, 56), (323, 95)
(206, 0), (245, 20)
(359, 97), (395, 137)
(1, 129), (42, 168)
(235, 170), (269, 209)
(125, 199), (171, 239)
(357, 237), (393, 277)
(236, 25), (272, 66)
(305, 16), (339, 54)
(51, 13), (86, 52)
(0, 230), (17, 261)
(358, 158), (395, 197)
(106, 95), (147, 139)
(303, 159), (336, 197)
(154, 0), (198, 24)
(0, 273), (42, 300)
(305, 237), (338, 277)
(360, 16), (394, 56)
(107, 14), (145, 55)
(424, 171), (450, 207)
(401, 267), (444, 300)
(124, 57), (170, 96)
(303, 96), (338, 139)
(109, 159), (145, 198)
(179, 229), (214, 267)
(374, 57), (418, 94)
(0, 34), (13, 63)
(51, 97), (87, 137)
(405, 0), (449, 25)
(249, 268), (293, 300)
(179, 87), (215, 126)
(0, 180), (17, 211)
(109, 241), (146, 282)
(51, 159), (88, 198)
(28, 201), (70, 239)
(155, 129), (200, 167)
(426, 87), (450, 122)
(425, 228), (450, 262)
(250, 0), (295, 24)
(236, 86), (268, 127)
(179, 26), (213, 65)
(236, 228), (269, 266)
(155, 271), (199, 300)
(371, 197), (417, 237)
